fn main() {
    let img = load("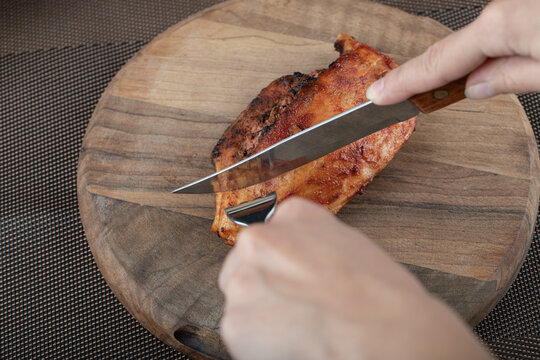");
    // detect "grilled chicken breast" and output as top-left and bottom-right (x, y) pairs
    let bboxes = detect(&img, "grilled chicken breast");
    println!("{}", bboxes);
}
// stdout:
(211, 34), (416, 245)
